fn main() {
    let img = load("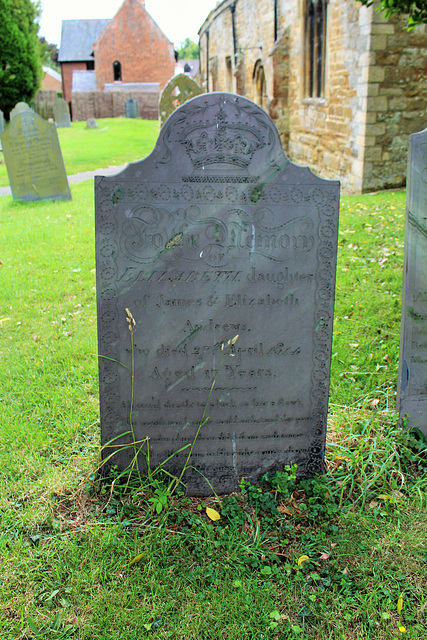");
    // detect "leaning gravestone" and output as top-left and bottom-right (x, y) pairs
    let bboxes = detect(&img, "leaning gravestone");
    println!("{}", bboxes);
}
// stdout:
(125, 98), (138, 119)
(397, 128), (427, 435)
(10, 102), (33, 120)
(159, 73), (203, 127)
(1, 110), (71, 202)
(53, 98), (71, 127)
(95, 93), (340, 495)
